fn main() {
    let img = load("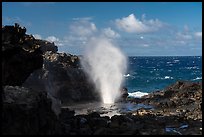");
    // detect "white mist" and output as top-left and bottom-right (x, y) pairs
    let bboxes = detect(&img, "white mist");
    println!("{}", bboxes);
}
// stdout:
(81, 37), (127, 104)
